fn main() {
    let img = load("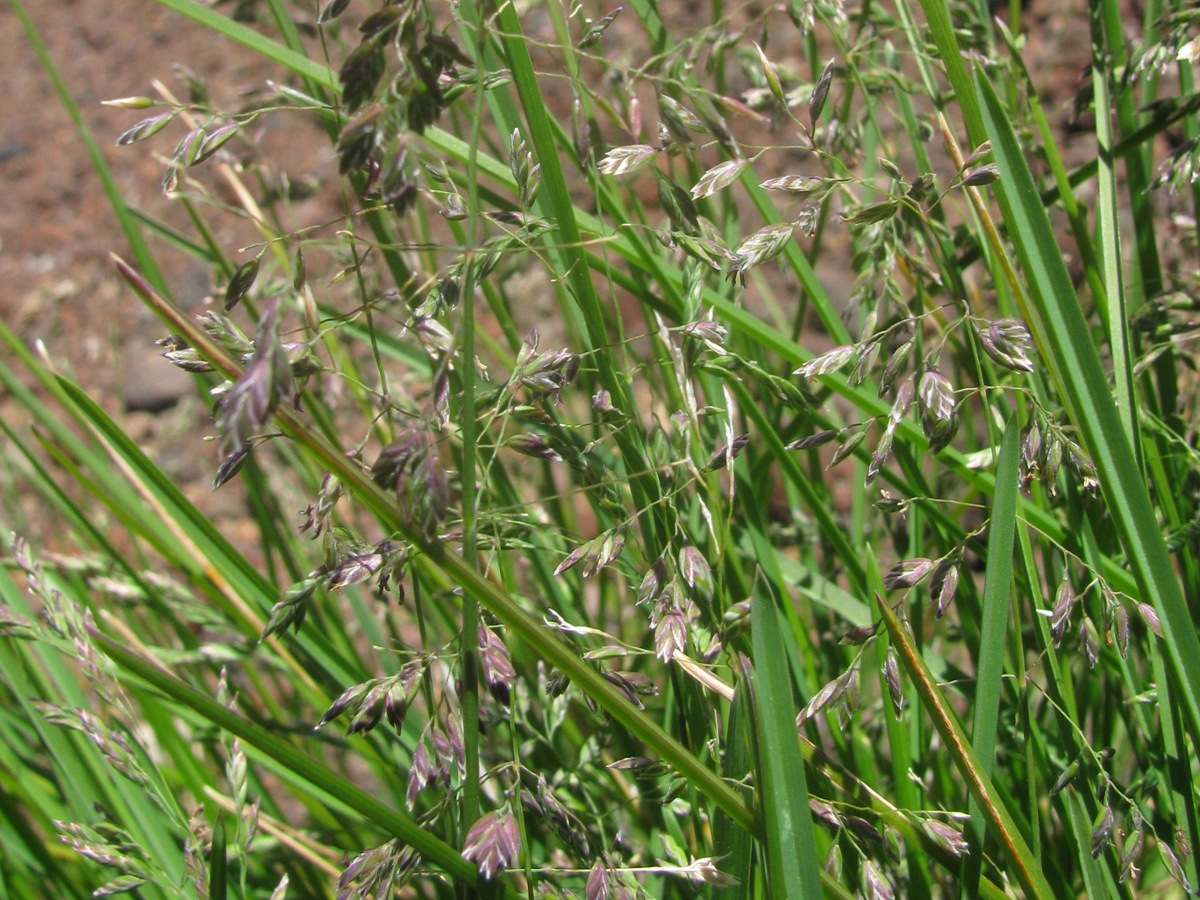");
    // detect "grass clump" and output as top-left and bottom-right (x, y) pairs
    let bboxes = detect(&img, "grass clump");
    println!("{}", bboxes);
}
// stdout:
(4, 0), (1200, 897)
